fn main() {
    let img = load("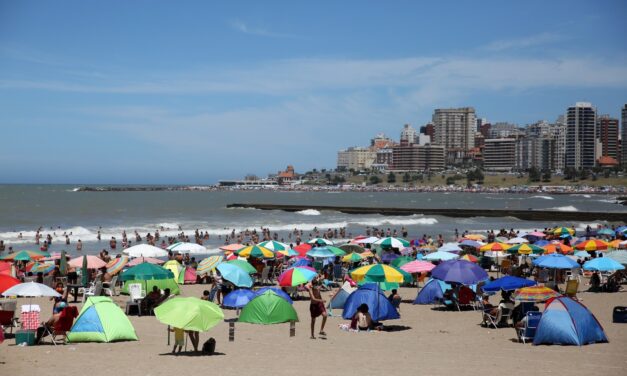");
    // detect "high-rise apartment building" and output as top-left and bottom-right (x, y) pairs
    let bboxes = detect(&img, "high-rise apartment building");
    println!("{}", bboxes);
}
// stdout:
(391, 144), (445, 171)
(597, 115), (619, 161)
(337, 147), (377, 171)
(565, 102), (597, 169)
(400, 124), (417, 145)
(622, 104), (627, 166)
(484, 138), (516, 171)
(432, 107), (476, 163)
